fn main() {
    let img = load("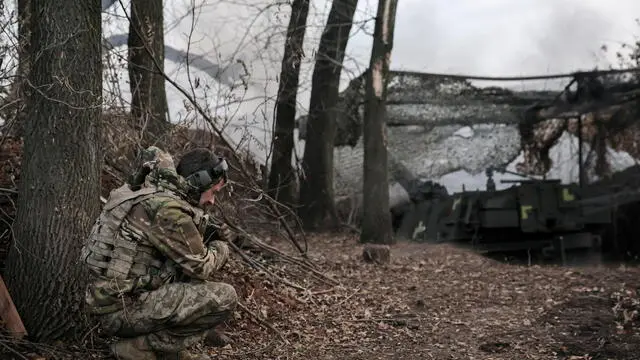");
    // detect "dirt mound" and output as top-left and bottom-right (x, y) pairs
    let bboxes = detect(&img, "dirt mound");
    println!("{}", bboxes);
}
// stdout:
(0, 113), (308, 359)
(99, 112), (262, 195)
(0, 114), (265, 271)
